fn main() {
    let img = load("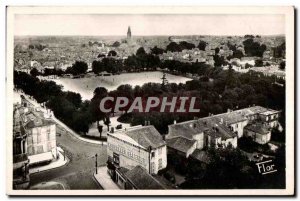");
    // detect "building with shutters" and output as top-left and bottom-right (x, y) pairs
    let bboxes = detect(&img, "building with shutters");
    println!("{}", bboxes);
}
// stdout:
(107, 125), (167, 180)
